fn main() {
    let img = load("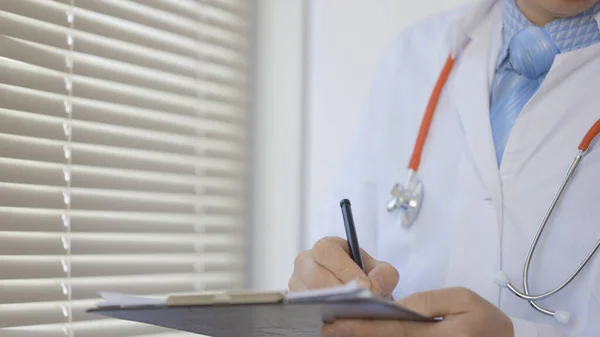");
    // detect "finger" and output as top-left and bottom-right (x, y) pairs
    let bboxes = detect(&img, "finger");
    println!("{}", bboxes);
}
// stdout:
(287, 276), (307, 292)
(356, 248), (399, 297)
(319, 237), (384, 276)
(293, 249), (346, 289)
(322, 319), (439, 337)
(297, 257), (344, 289)
(358, 248), (378, 273)
(311, 237), (371, 286)
(367, 261), (399, 297)
(398, 287), (478, 318)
